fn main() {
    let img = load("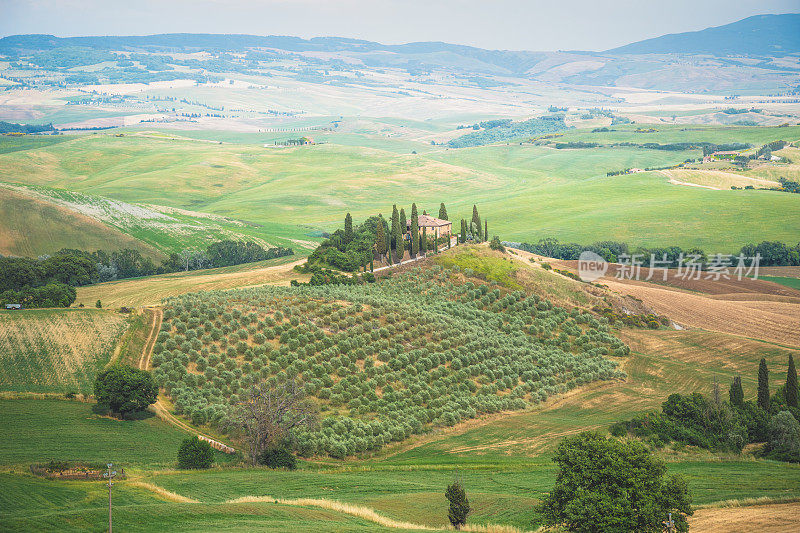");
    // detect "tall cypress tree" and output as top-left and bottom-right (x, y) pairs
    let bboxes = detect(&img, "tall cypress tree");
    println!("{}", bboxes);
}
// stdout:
(757, 358), (770, 411)
(399, 208), (407, 235)
(460, 219), (467, 244)
(729, 376), (744, 408)
(484, 220), (488, 243)
(410, 203), (419, 258)
(375, 215), (387, 262)
(421, 227), (427, 253)
(344, 213), (353, 244)
(438, 203), (448, 220)
(786, 354), (798, 408)
(471, 205), (482, 242)
(391, 205), (400, 263)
